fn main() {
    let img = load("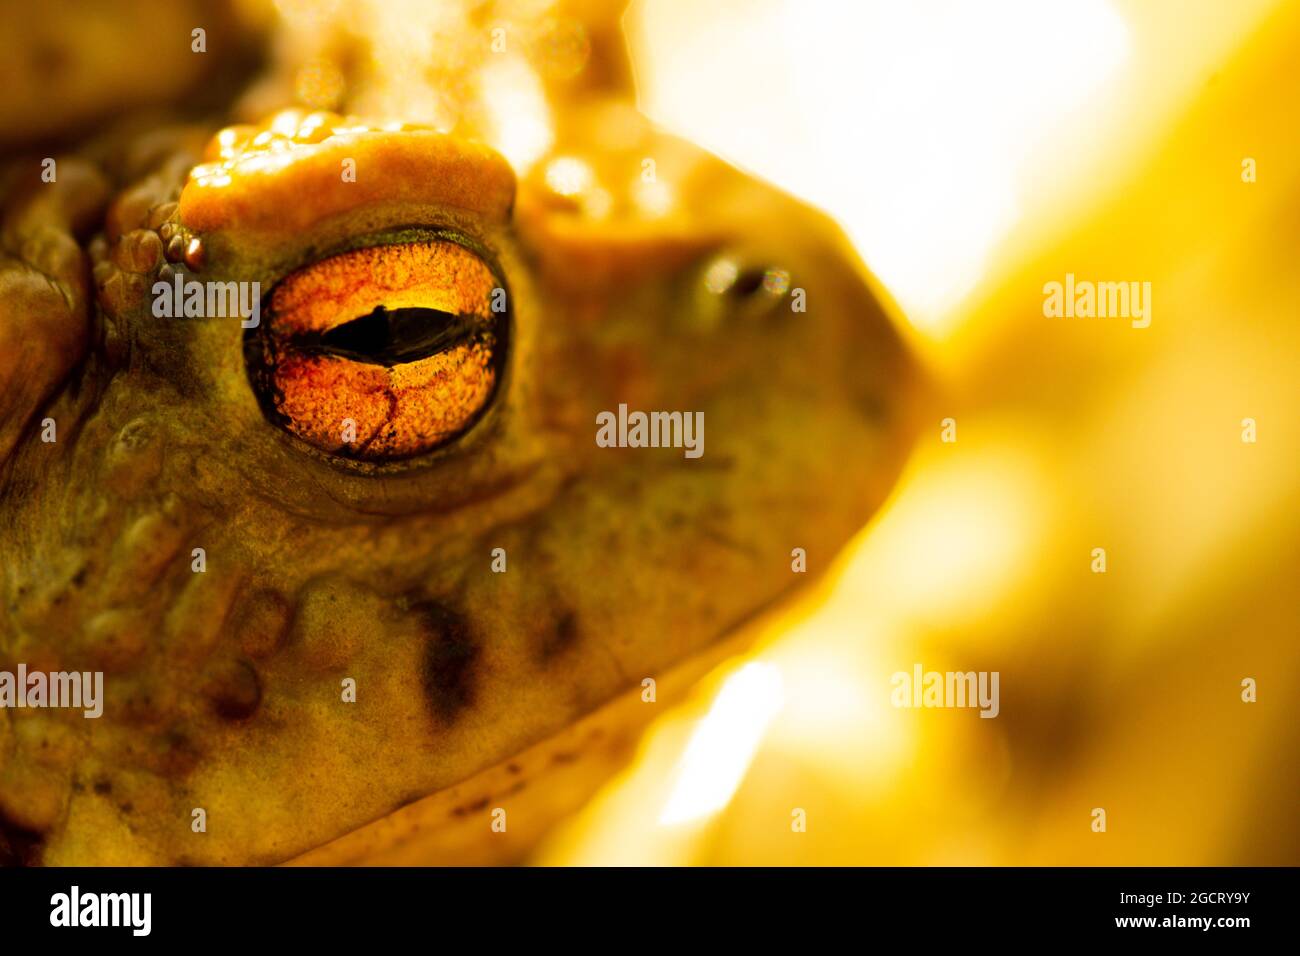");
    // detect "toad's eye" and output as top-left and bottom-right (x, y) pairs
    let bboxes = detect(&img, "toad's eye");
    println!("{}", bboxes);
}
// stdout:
(245, 239), (508, 461)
